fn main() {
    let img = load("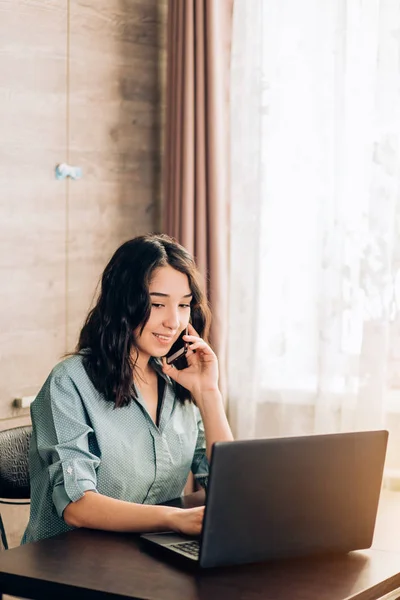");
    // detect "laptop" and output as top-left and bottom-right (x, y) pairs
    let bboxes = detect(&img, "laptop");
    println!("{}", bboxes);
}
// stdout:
(141, 430), (388, 568)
